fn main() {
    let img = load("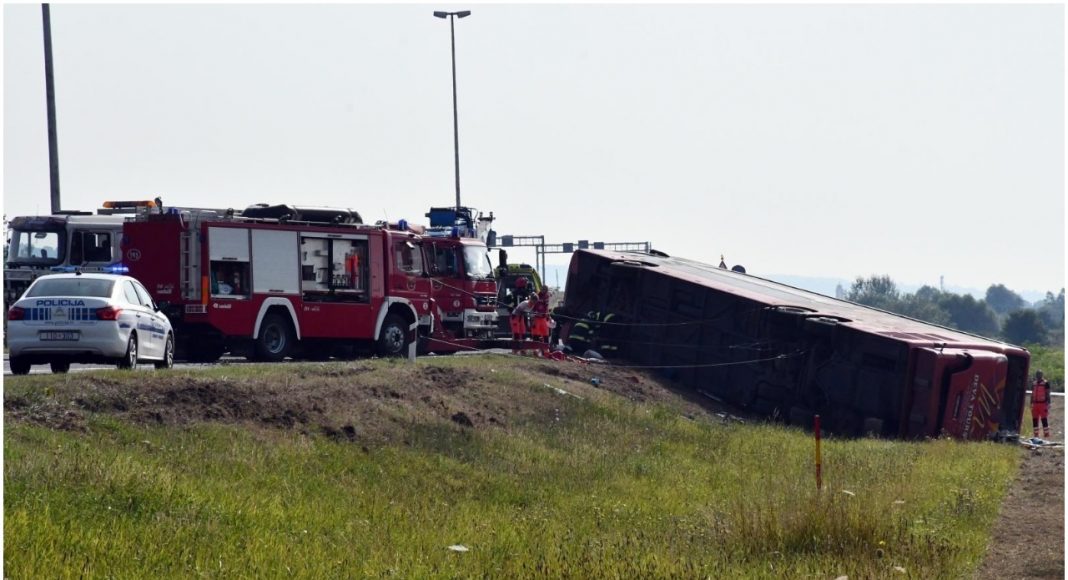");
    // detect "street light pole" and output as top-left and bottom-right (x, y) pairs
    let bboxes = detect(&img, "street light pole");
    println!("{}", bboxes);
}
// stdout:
(433, 10), (471, 212)
(42, 3), (61, 214)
